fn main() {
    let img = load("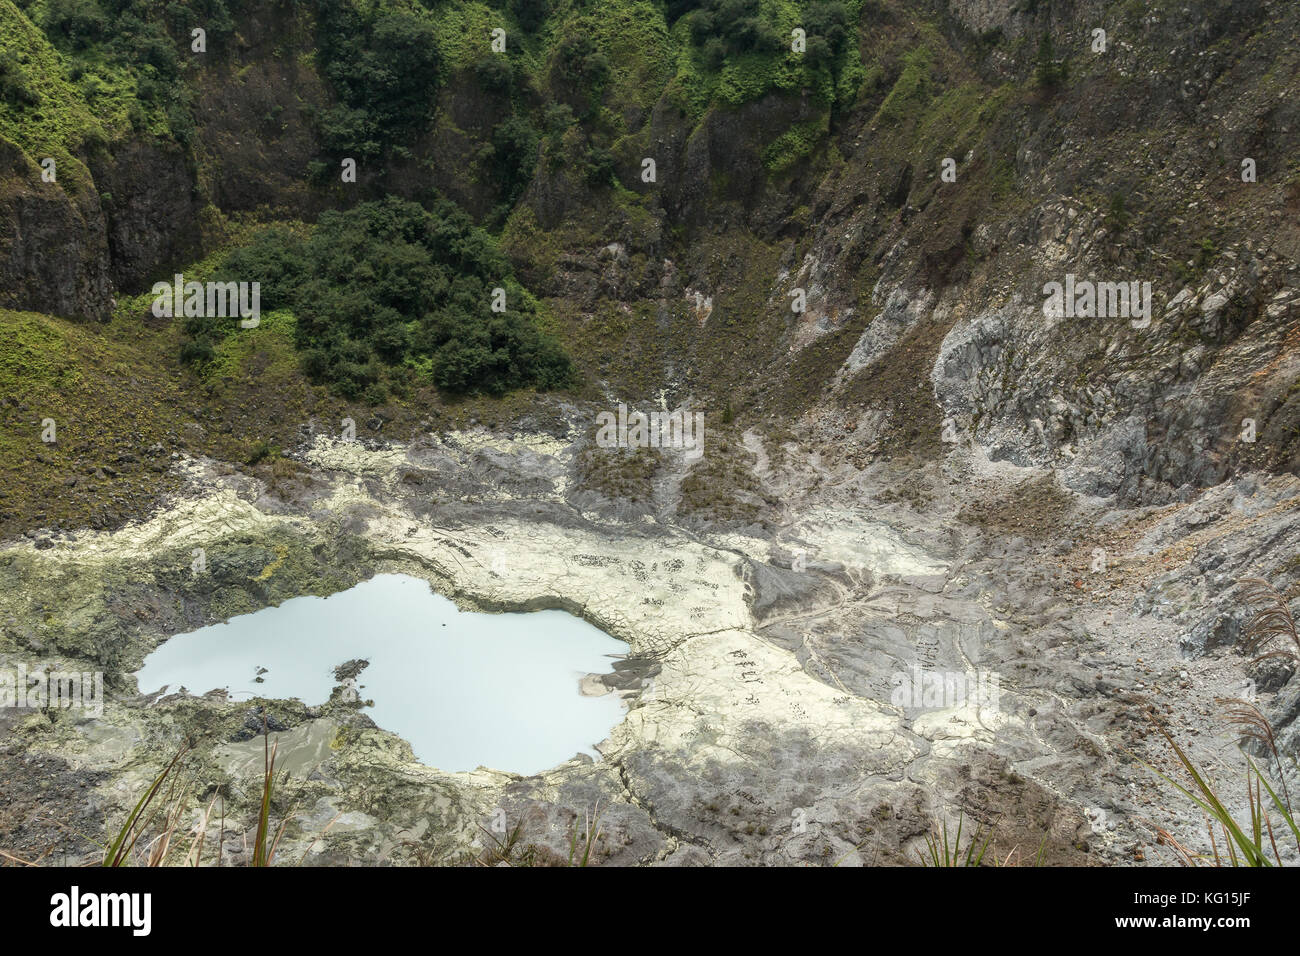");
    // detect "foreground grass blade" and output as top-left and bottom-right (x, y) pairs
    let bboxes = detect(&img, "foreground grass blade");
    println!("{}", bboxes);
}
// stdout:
(104, 744), (189, 867)
(1145, 716), (1271, 866)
